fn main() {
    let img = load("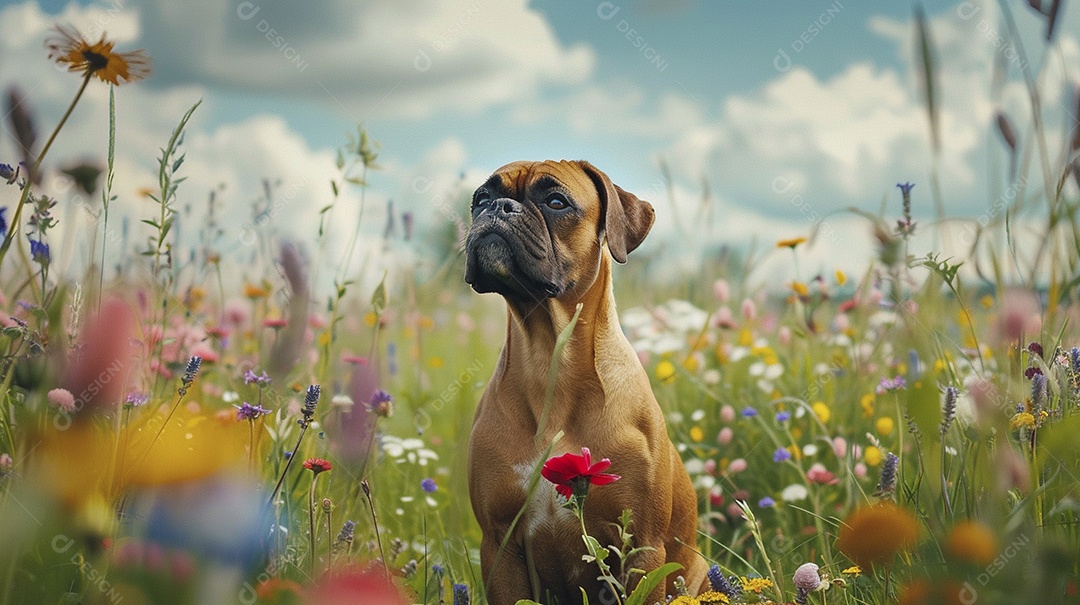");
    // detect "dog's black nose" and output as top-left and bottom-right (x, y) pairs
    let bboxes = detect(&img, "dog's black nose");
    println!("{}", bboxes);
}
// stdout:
(491, 197), (523, 217)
